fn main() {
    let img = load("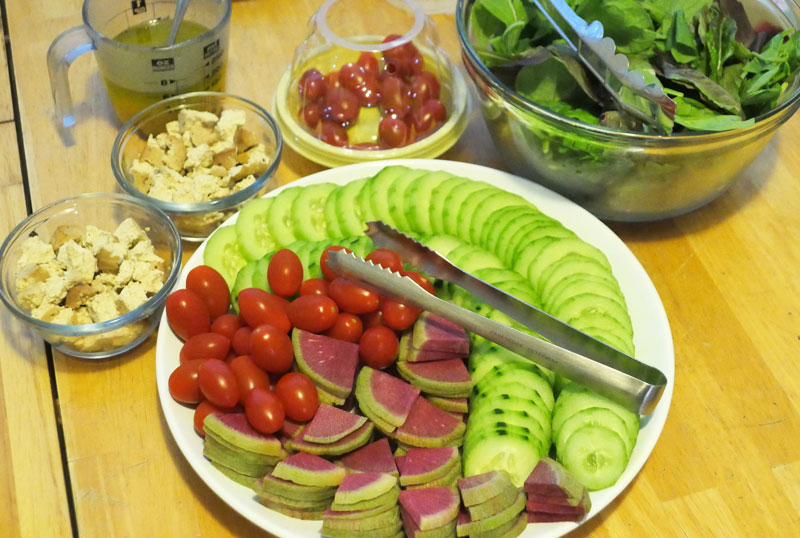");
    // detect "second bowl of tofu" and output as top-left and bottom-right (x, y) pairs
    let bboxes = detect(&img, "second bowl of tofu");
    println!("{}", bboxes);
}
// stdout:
(112, 92), (283, 241)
